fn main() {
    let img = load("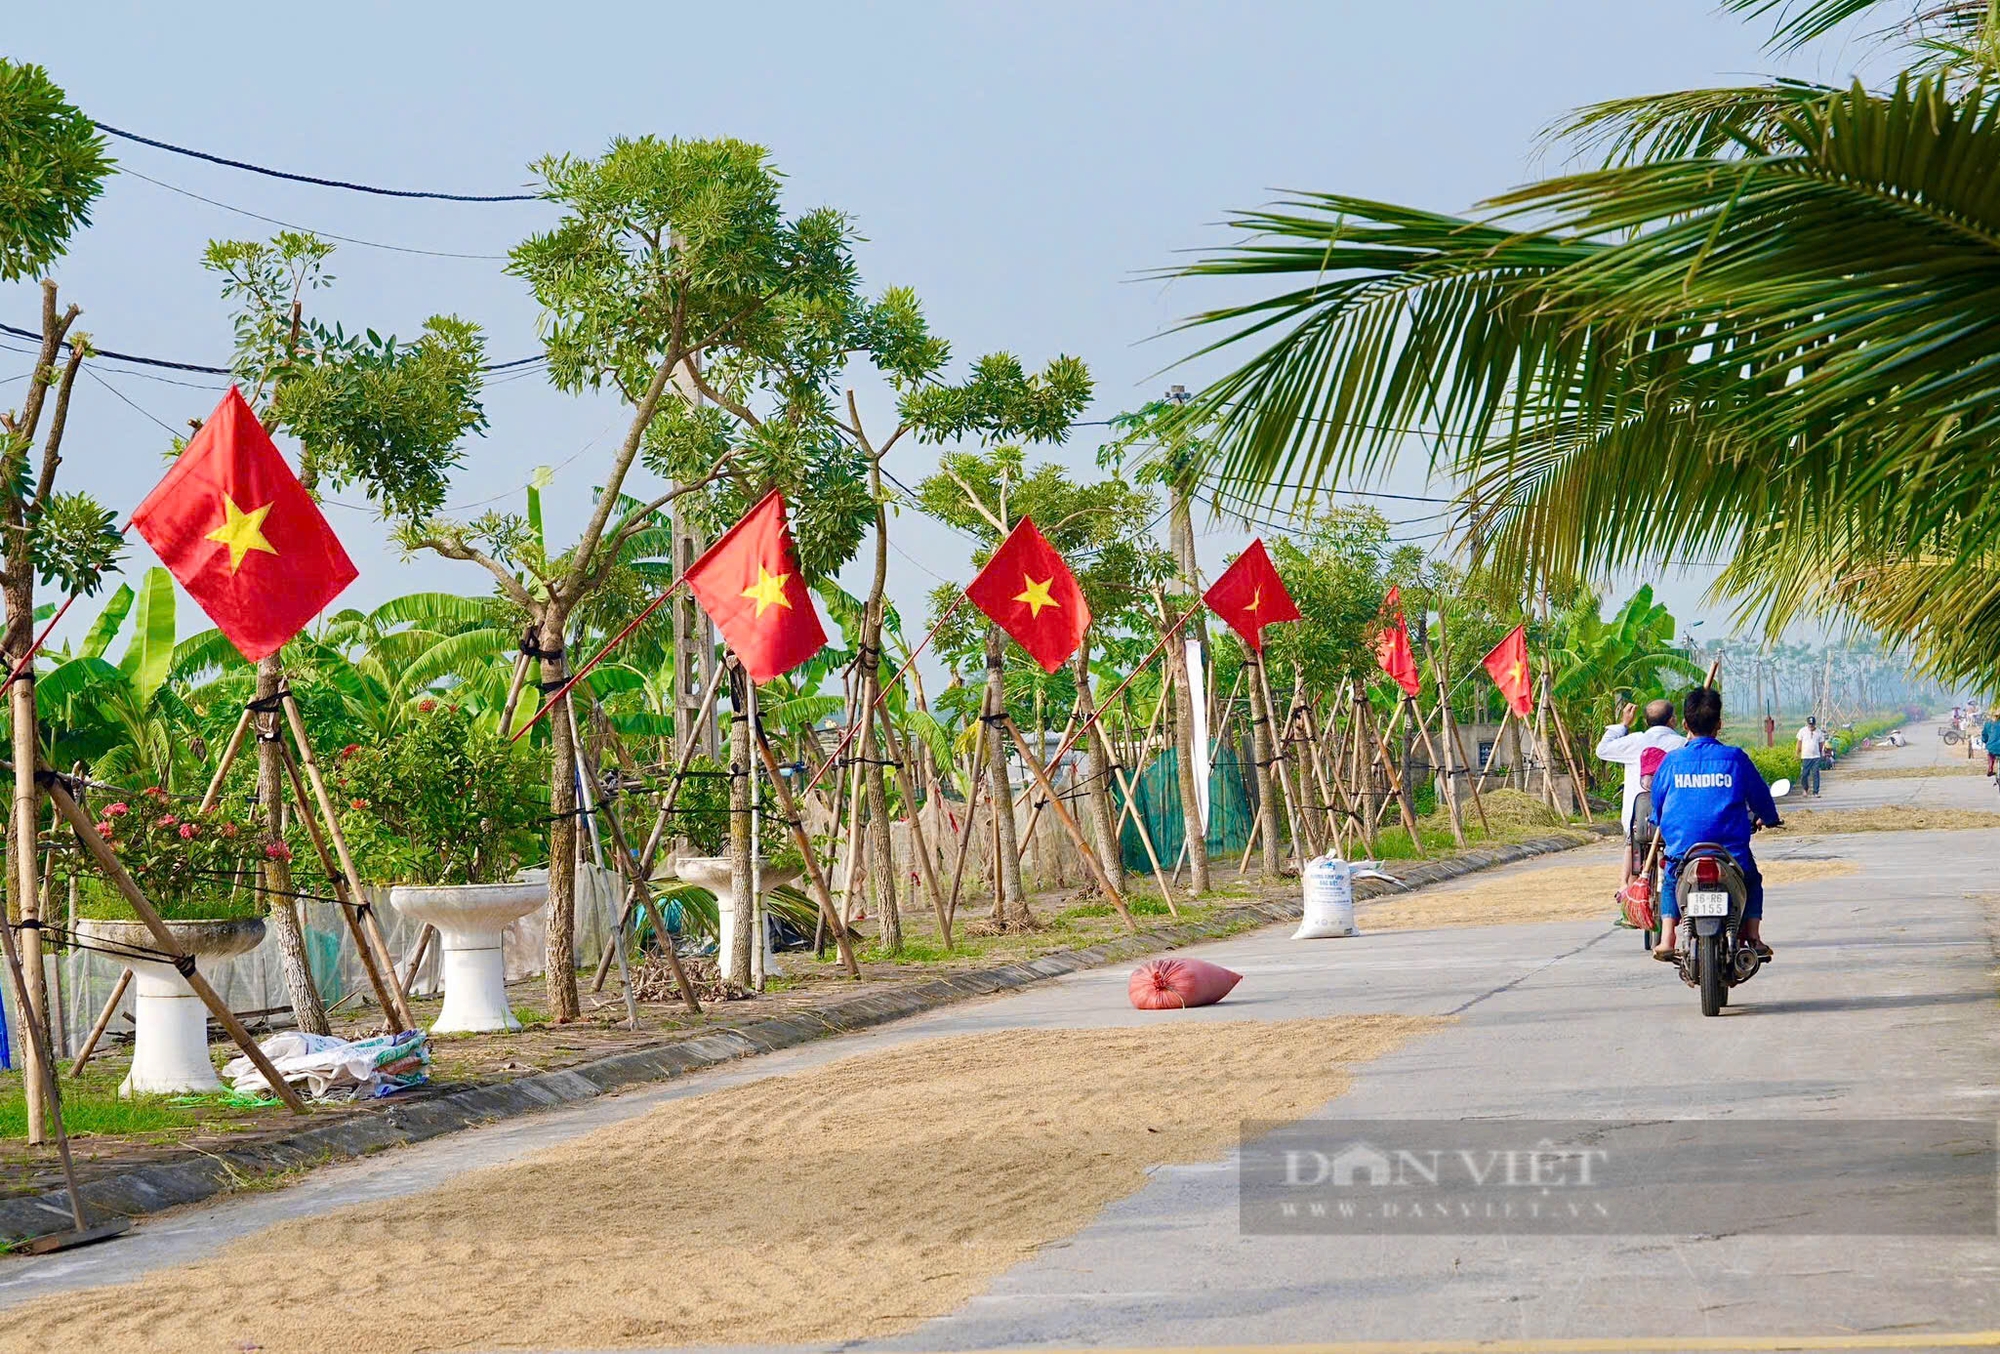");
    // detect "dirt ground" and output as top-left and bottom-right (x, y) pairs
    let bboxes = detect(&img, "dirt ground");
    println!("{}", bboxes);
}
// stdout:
(1845, 762), (1985, 779)
(1, 1015), (1438, 1354)
(1770, 806), (2000, 834)
(1358, 856), (1857, 931)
